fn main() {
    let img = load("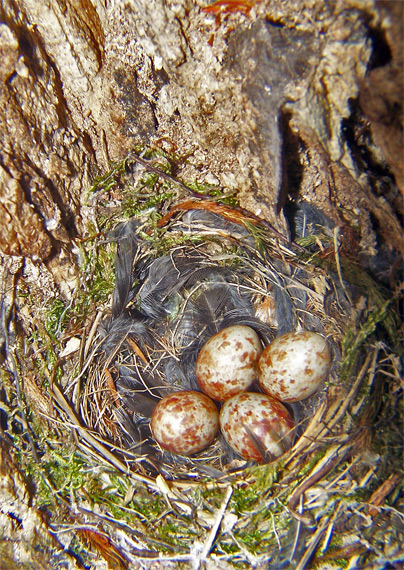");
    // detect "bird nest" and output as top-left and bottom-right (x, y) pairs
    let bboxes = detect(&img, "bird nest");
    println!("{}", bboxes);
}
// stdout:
(71, 202), (346, 475)
(48, 157), (402, 569)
